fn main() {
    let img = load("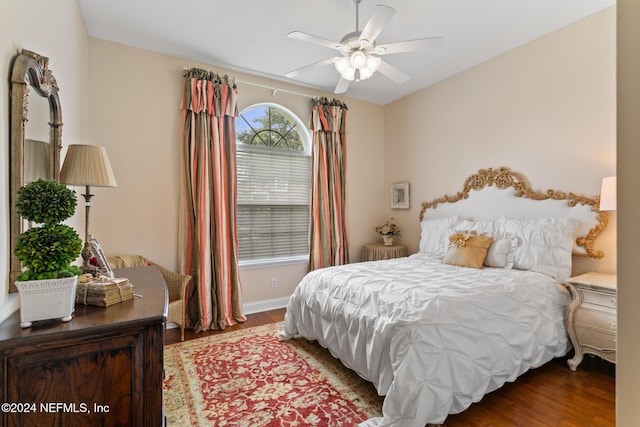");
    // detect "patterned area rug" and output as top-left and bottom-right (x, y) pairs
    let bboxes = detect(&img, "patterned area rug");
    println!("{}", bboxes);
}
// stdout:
(163, 323), (384, 426)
